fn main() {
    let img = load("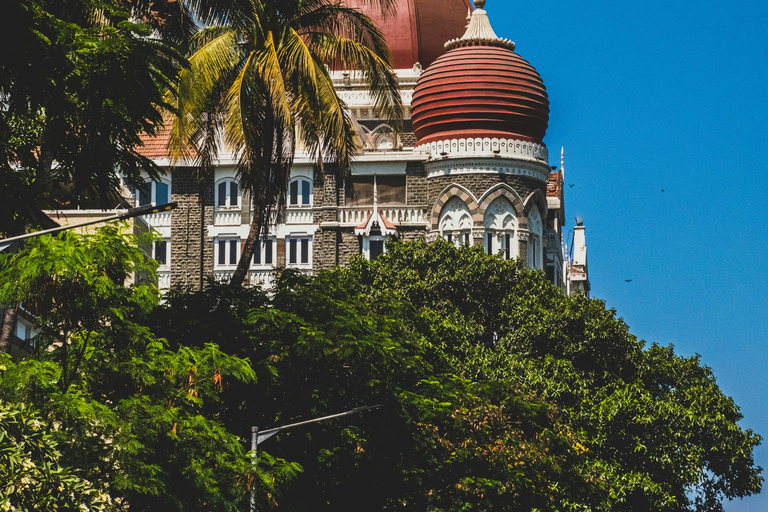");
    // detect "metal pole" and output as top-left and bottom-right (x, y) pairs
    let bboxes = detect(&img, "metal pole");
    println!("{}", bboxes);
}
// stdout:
(0, 202), (178, 251)
(250, 426), (258, 512)
(247, 405), (380, 511)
